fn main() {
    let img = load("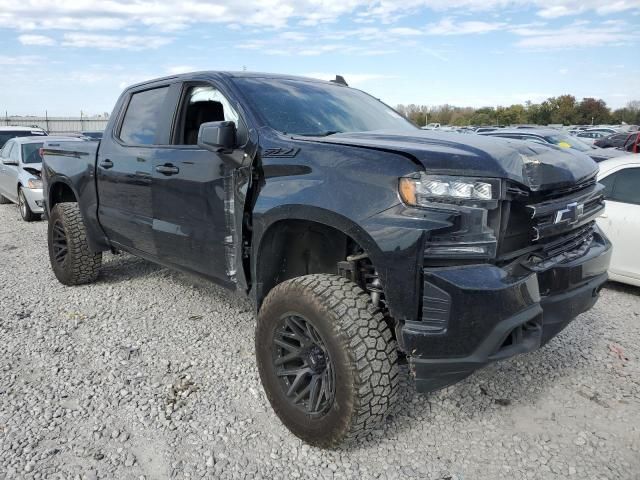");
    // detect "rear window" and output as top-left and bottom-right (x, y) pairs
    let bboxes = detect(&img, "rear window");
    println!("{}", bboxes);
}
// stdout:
(119, 87), (169, 145)
(21, 143), (44, 164)
(0, 131), (45, 148)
